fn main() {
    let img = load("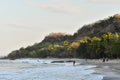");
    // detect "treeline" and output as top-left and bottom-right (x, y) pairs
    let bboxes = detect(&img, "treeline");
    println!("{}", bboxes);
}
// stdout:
(77, 32), (120, 59)
(7, 14), (120, 59)
(8, 40), (79, 59)
(8, 32), (120, 59)
(75, 14), (120, 40)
